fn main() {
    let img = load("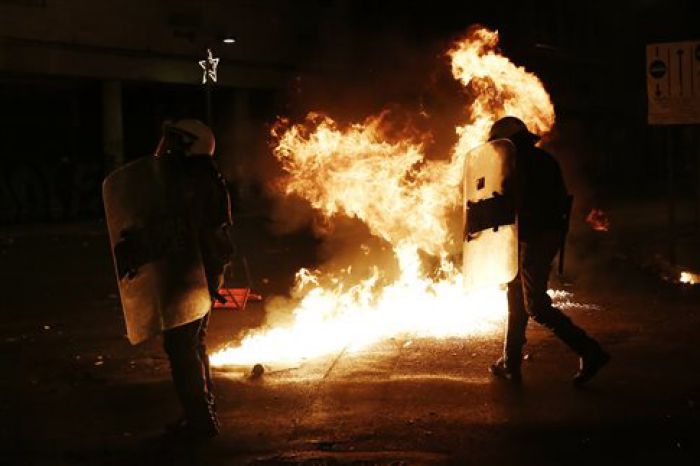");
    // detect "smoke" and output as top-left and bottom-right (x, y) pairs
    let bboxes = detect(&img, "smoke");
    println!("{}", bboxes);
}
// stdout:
(543, 118), (617, 287)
